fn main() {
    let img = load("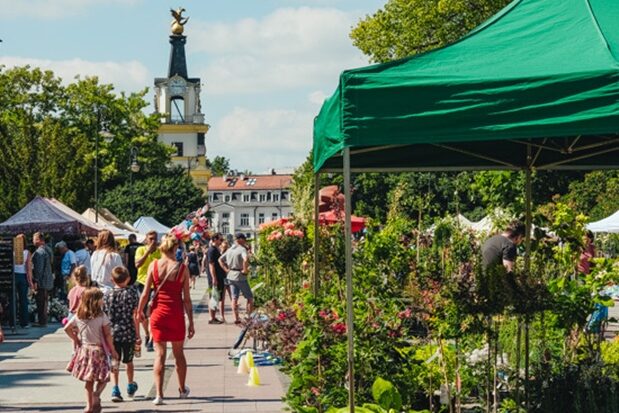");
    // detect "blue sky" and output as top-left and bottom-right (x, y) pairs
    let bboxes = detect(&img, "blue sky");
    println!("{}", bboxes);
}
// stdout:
(0, 0), (385, 173)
